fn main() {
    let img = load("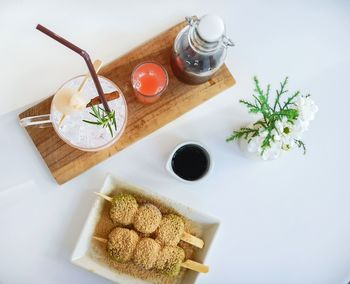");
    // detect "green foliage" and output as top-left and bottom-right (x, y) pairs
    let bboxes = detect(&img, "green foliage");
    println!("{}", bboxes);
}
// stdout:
(226, 127), (259, 143)
(227, 76), (303, 154)
(83, 103), (117, 137)
(294, 139), (306, 155)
